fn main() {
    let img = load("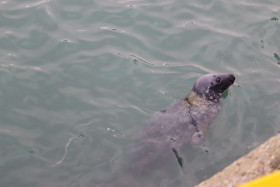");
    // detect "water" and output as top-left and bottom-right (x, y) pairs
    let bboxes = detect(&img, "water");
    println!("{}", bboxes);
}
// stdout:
(0, 0), (279, 186)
